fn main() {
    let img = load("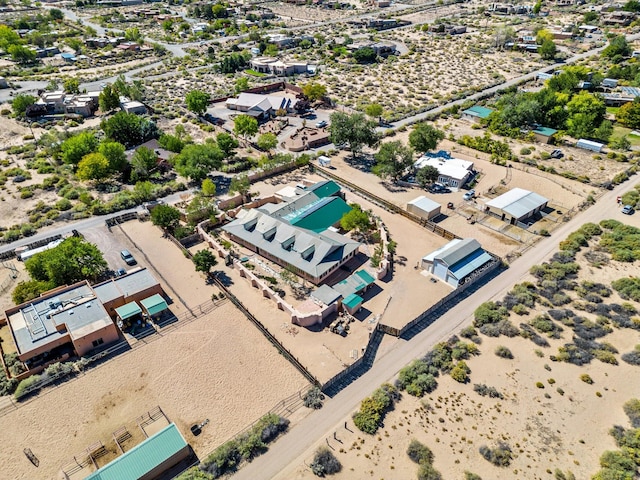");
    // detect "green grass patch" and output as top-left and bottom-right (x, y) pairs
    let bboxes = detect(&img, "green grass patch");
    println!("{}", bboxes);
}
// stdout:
(244, 69), (267, 77)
